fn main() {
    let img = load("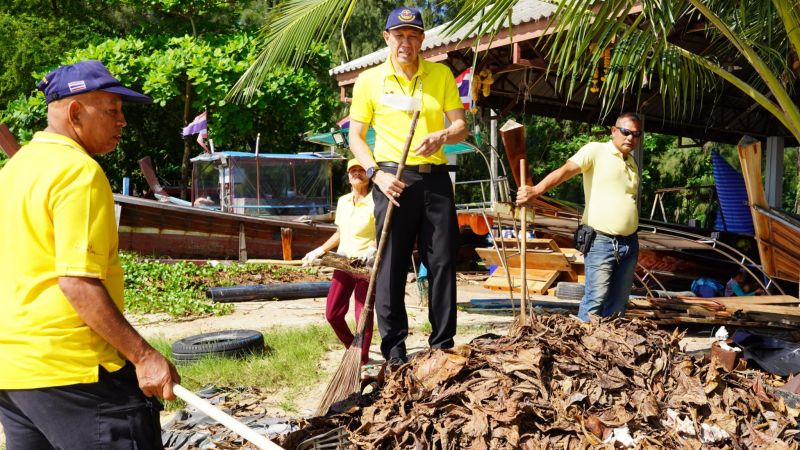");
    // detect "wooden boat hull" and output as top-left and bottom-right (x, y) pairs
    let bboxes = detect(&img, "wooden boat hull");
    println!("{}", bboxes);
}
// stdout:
(738, 137), (800, 282)
(115, 195), (336, 260)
